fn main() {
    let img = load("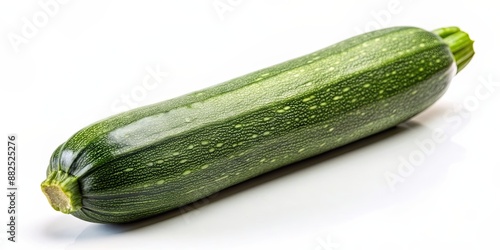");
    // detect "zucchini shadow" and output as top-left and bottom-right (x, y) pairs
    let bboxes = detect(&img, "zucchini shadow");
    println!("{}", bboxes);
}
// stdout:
(62, 104), (465, 243)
